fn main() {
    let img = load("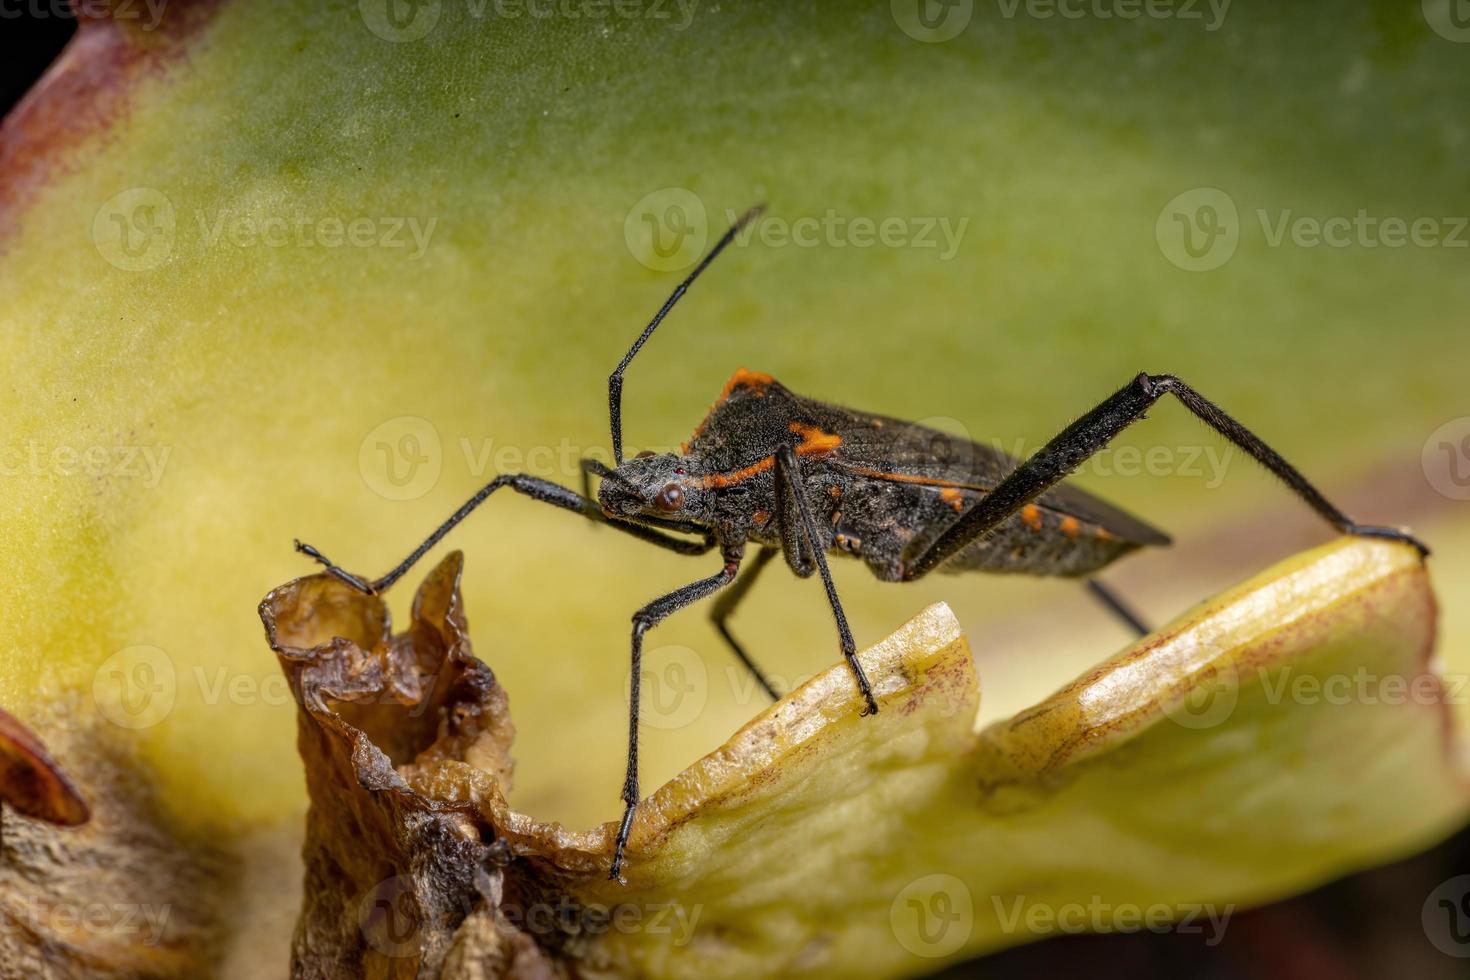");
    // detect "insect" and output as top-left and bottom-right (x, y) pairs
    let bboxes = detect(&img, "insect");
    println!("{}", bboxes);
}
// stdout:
(296, 206), (1429, 882)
